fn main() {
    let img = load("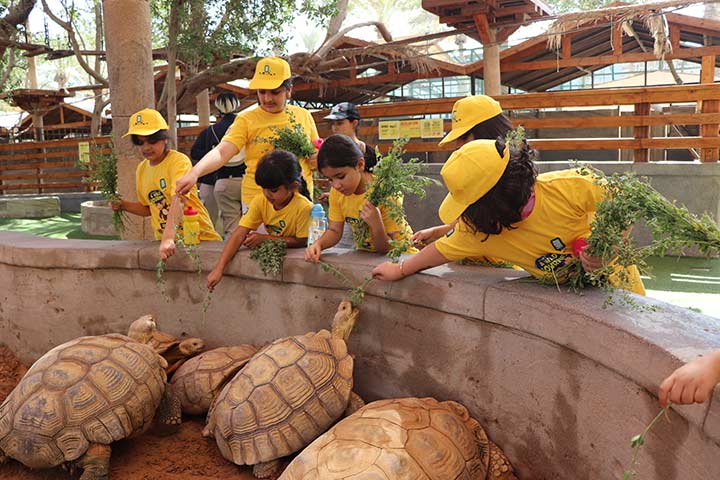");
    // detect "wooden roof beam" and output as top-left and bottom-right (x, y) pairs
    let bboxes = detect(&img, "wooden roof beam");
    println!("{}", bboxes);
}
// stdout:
(473, 13), (494, 44)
